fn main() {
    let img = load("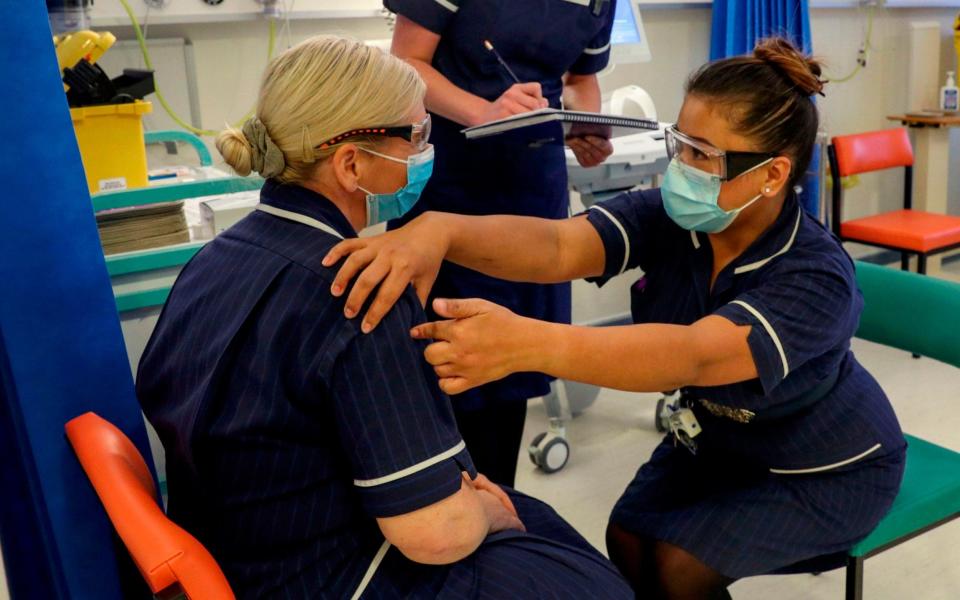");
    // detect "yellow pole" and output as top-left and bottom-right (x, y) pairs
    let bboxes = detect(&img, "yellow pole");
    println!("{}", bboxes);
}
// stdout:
(954, 11), (959, 71)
